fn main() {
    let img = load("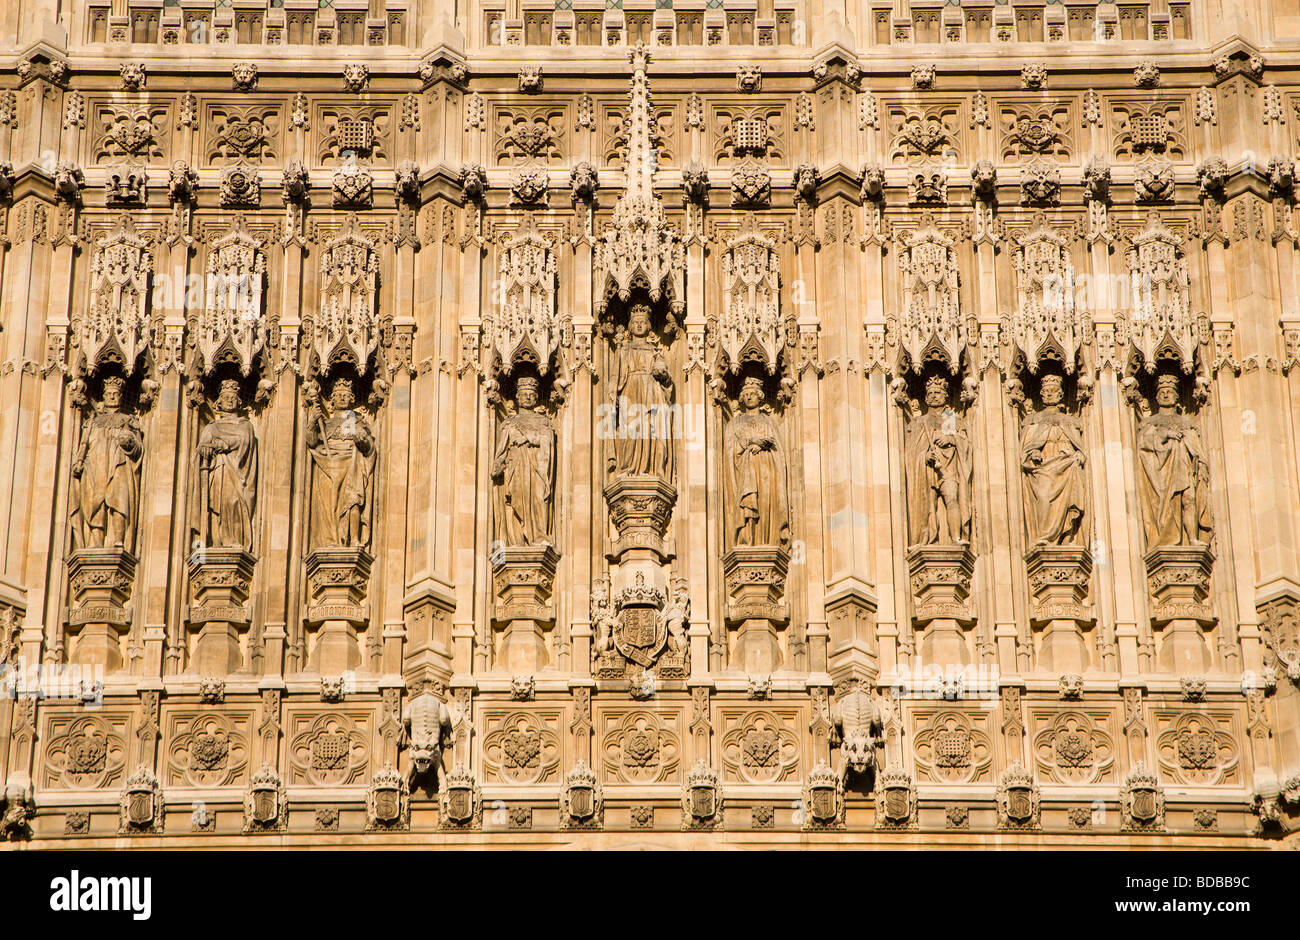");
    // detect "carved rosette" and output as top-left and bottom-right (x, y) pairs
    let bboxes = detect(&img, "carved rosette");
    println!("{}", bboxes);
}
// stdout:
(603, 476), (677, 563)
(1144, 544), (1215, 625)
(305, 548), (373, 626)
(722, 546), (790, 625)
(1025, 544), (1092, 624)
(906, 544), (975, 624)
(67, 548), (137, 670)
(491, 545), (560, 624)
